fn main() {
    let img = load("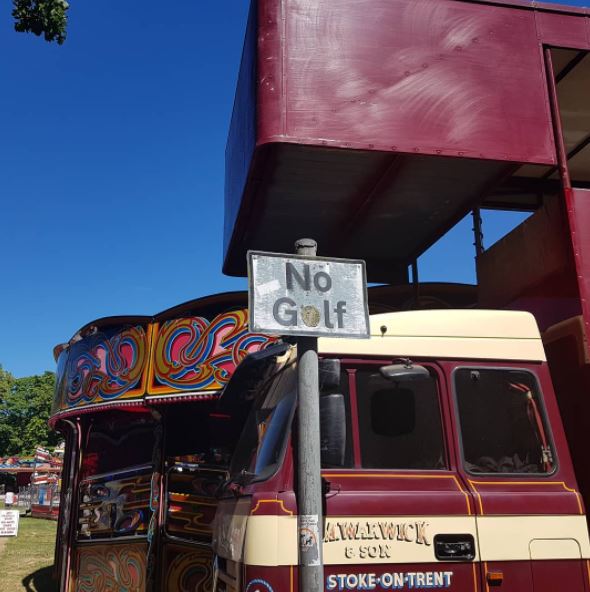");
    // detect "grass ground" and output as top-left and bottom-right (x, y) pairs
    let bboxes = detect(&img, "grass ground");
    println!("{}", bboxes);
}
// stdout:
(0, 505), (57, 592)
